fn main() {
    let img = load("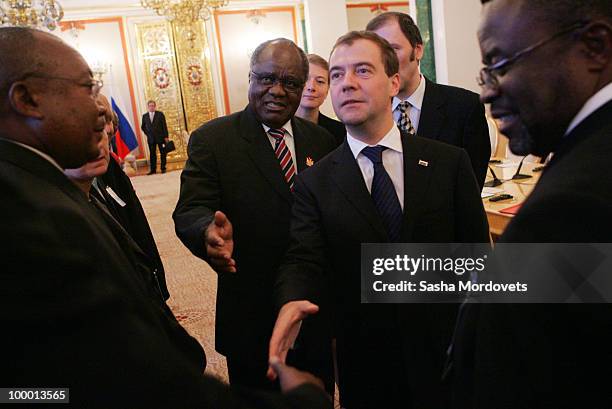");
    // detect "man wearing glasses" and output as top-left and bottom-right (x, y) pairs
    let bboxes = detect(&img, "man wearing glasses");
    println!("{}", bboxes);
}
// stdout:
(451, 1), (612, 408)
(174, 38), (336, 391)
